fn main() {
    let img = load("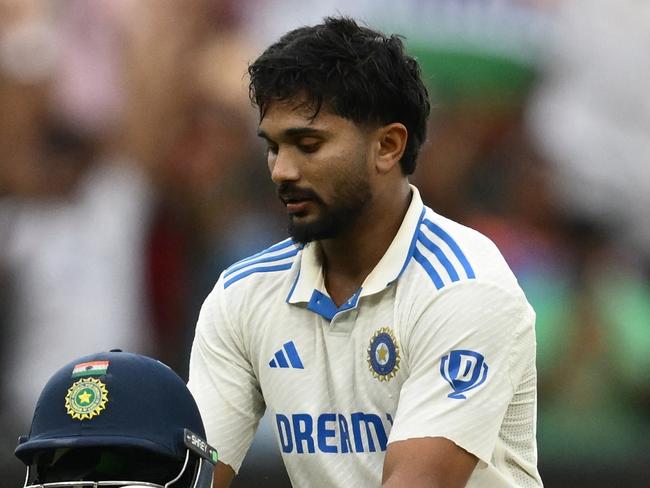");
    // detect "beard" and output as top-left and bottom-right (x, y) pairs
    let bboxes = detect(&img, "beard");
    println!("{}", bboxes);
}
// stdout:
(277, 171), (372, 245)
